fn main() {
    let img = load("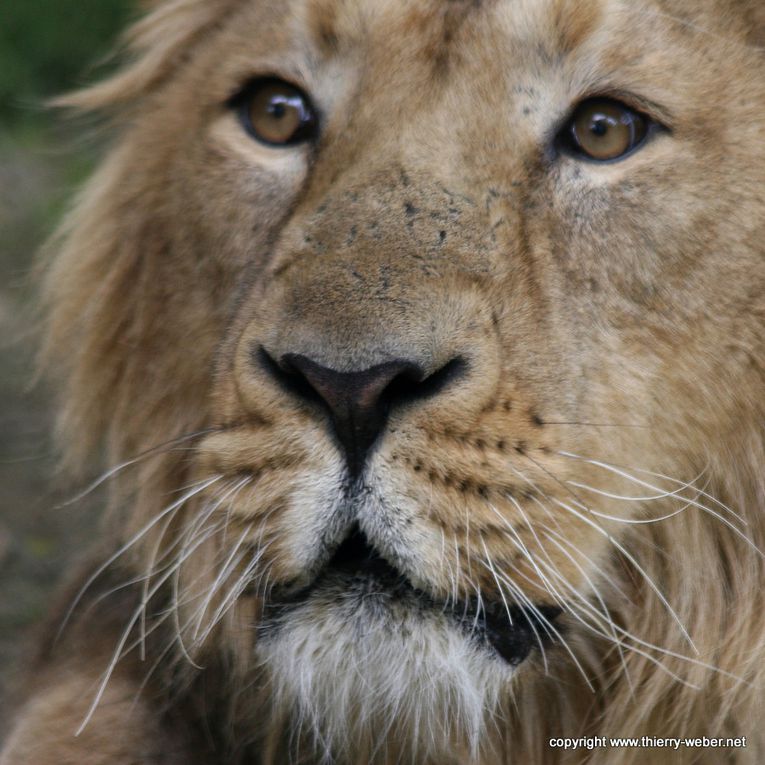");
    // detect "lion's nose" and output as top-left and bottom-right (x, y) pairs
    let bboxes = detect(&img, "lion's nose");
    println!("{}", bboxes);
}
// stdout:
(258, 348), (465, 476)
